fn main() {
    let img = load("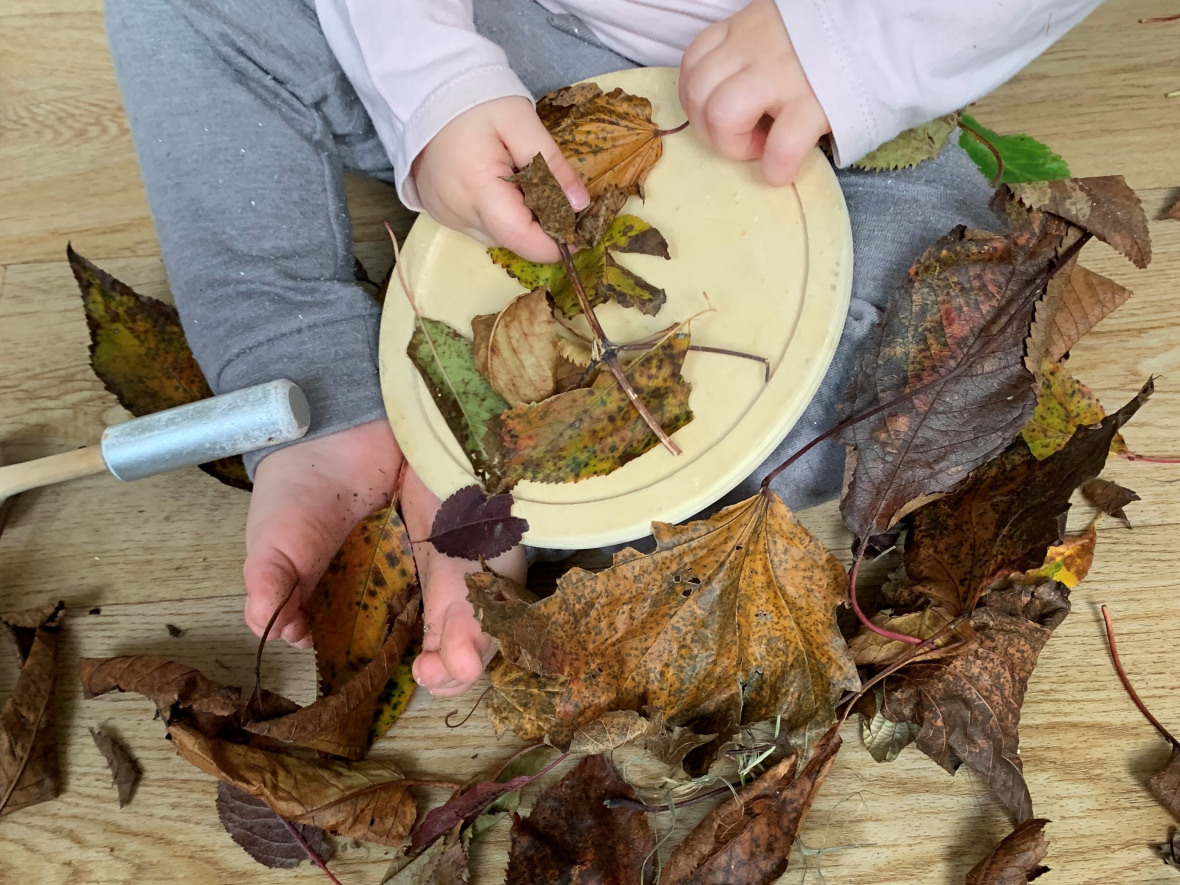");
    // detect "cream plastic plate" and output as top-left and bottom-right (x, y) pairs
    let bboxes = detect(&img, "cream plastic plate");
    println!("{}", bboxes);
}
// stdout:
(379, 66), (852, 549)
